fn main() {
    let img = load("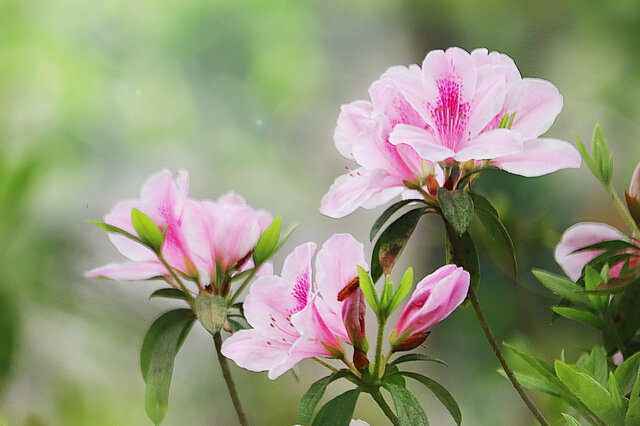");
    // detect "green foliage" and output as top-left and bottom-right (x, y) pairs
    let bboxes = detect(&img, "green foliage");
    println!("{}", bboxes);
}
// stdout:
(193, 293), (227, 335)
(397, 371), (462, 425)
(89, 221), (143, 245)
(0, 291), (17, 386)
(388, 353), (448, 367)
(383, 383), (429, 426)
(388, 267), (414, 315)
(311, 389), (360, 426)
(445, 230), (480, 299)
(370, 199), (433, 242)
(357, 266), (379, 314)
(438, 188), (474, 237)
(149, 288), (189, 302)
(131, 208), (165, 253)
(252, 217), (281, 265)
(575, 124), (614, 187)
(140, 309), (196, 425)
(298, 370), (352, 423)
